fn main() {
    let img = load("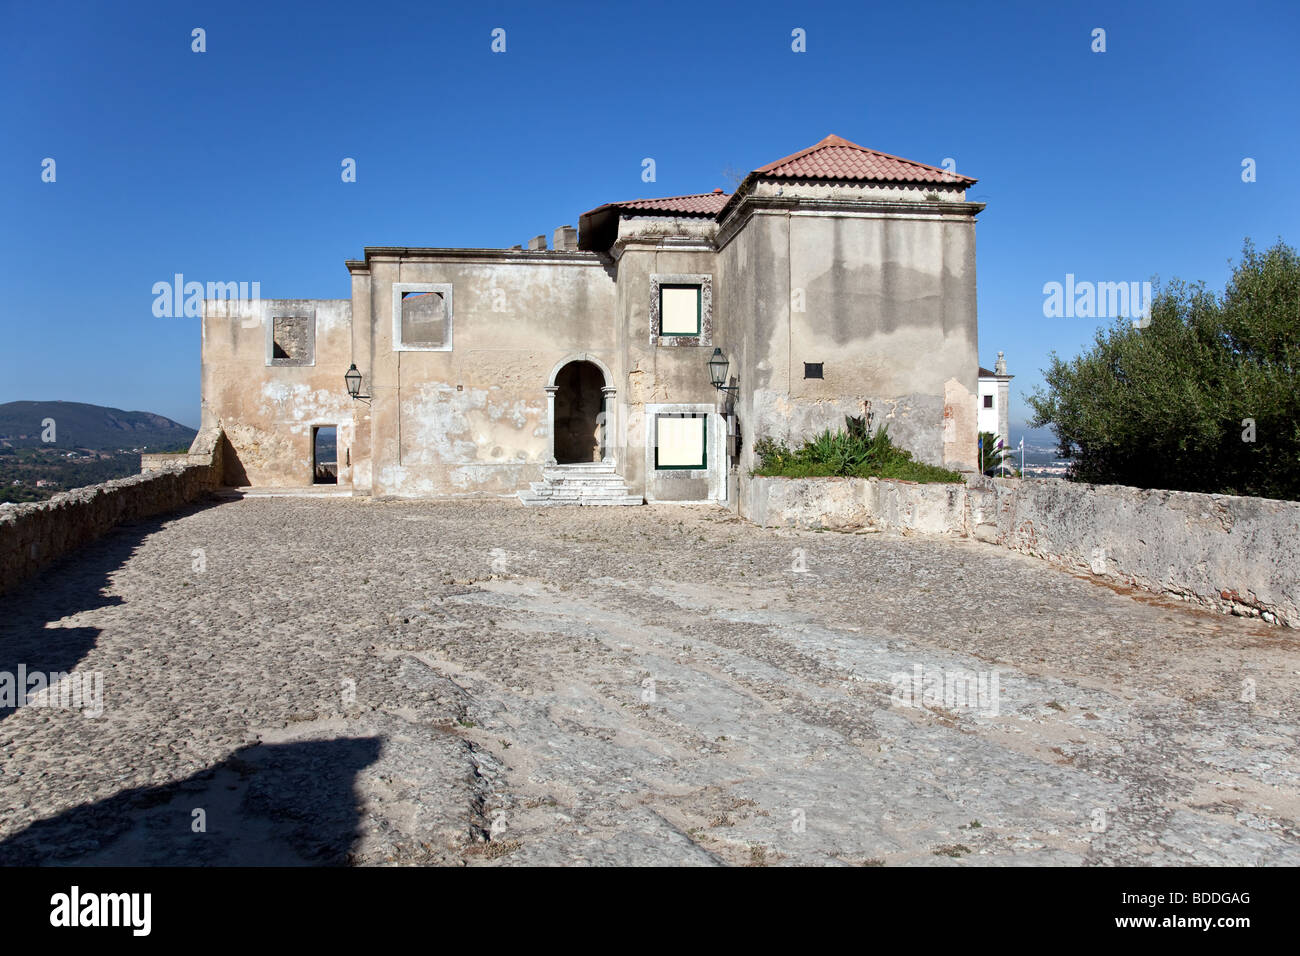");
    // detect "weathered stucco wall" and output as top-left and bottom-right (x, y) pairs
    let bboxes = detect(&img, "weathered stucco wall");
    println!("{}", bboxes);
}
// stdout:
(615, 230), (727, 502)
(201, 298), (355, 488)
(717, 195), (981, 485)
(745, 475), (1300, 628)
(0, 427), (224, 595)
(354, 253), (618, 498)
